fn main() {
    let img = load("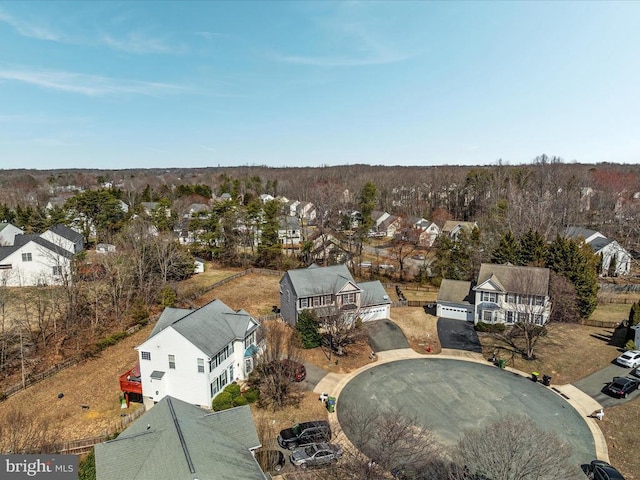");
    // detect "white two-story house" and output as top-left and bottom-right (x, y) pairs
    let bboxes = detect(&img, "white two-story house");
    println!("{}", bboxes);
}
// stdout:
(136, 299), (262, 409)
(473, 263), (552, 326)
(0, 224), (83, 287)
(279, 264), (391, 326)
